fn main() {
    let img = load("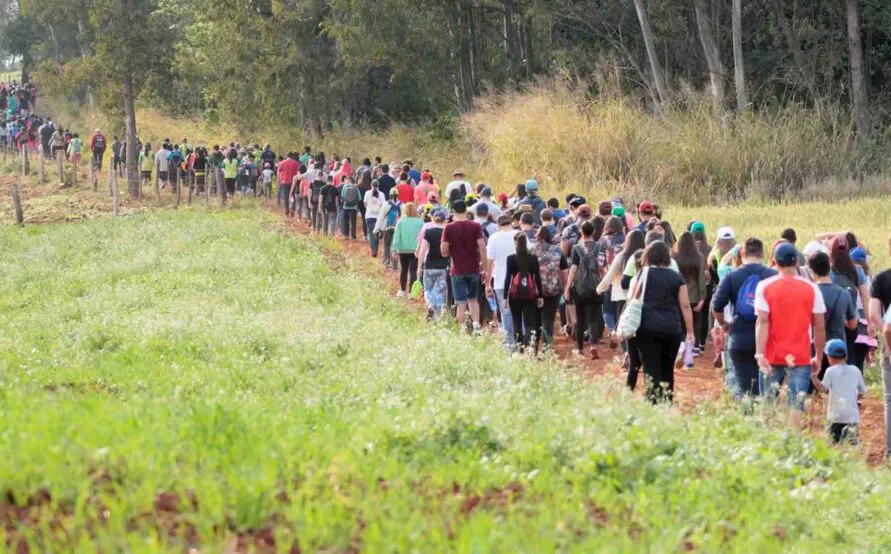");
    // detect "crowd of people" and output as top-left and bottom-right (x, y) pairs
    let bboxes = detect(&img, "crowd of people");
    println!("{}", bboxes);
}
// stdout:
(5, 94), (891, 454)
